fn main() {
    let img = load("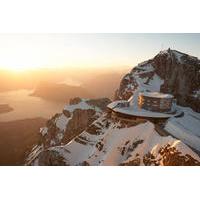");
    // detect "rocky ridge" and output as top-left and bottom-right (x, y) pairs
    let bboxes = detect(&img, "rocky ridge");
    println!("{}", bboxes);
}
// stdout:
(26, 97), (111, 164)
